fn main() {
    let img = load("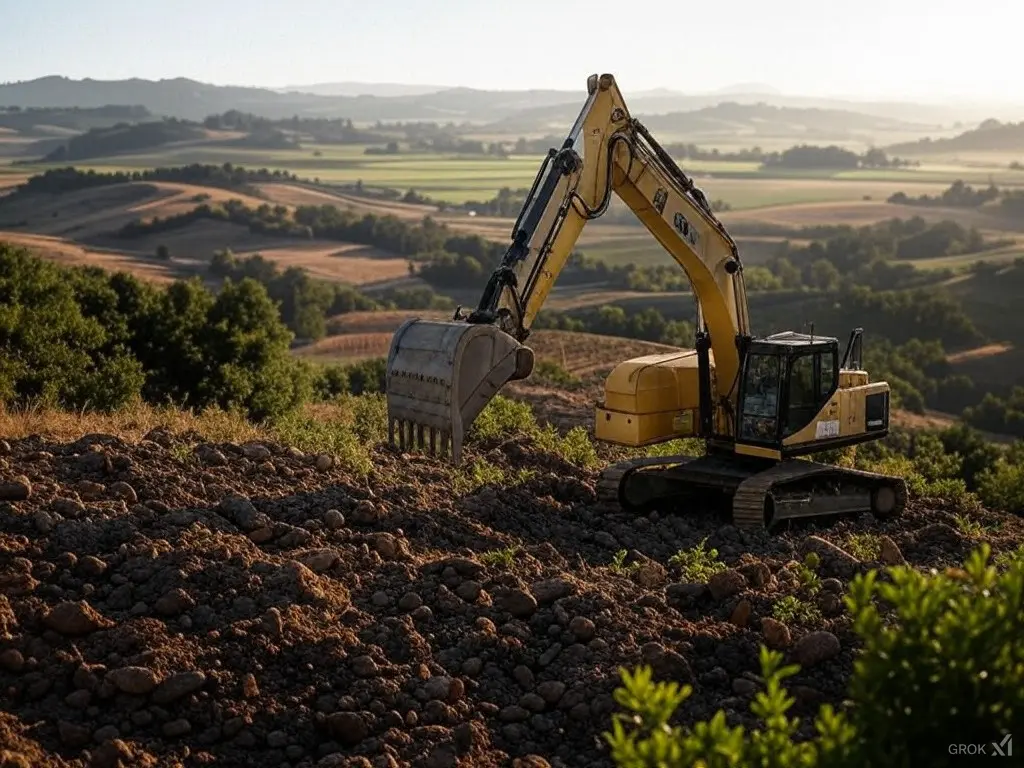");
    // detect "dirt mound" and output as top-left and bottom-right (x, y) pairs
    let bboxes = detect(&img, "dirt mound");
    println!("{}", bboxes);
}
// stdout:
(1, 427), (1020, 767)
